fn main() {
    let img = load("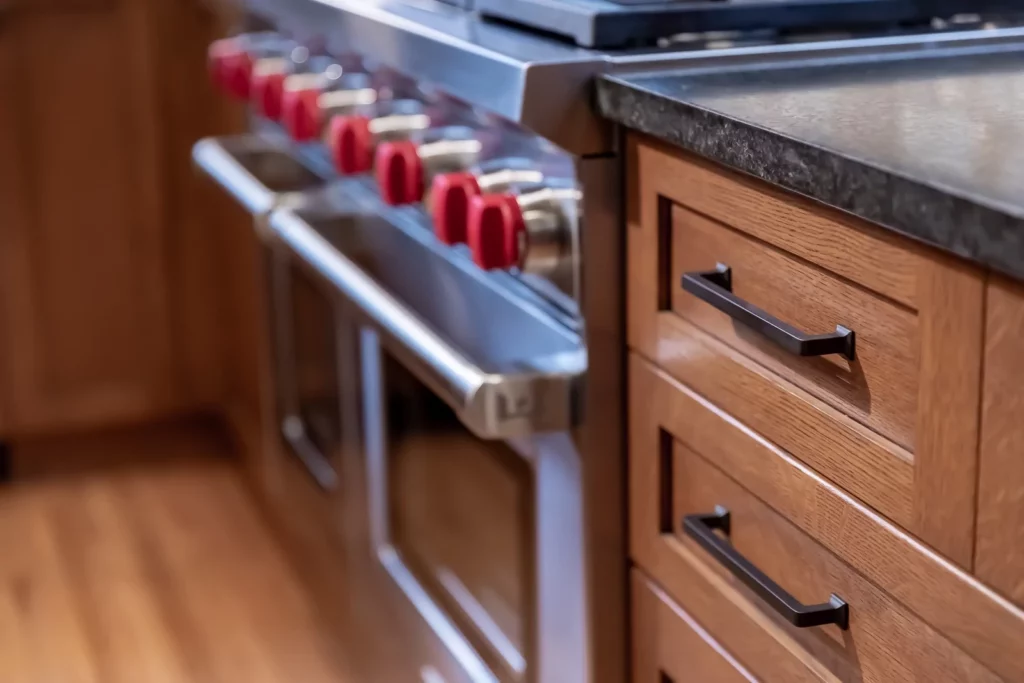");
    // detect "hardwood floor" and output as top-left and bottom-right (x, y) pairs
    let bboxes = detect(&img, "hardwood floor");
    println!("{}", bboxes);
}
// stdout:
(0, 420), (352, 683)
